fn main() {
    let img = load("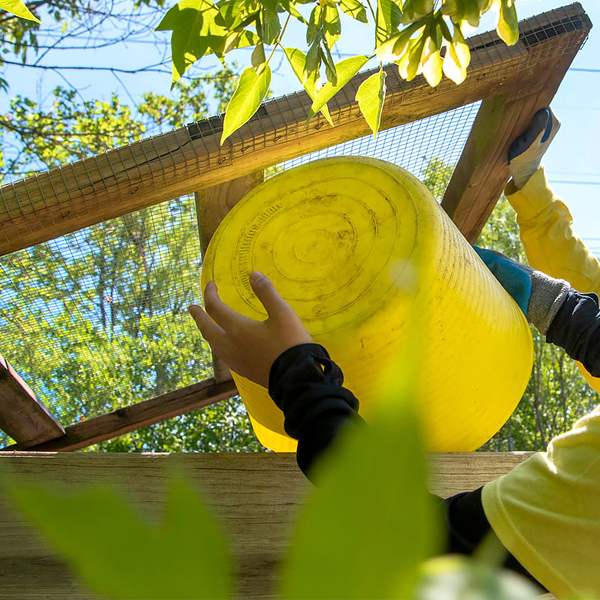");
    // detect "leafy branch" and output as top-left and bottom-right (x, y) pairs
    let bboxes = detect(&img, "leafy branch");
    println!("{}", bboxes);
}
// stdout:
(156, 0), (520, 142)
